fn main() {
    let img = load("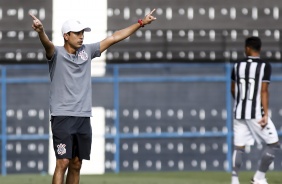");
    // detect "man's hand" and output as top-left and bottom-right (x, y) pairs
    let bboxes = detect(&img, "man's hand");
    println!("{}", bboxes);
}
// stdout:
(29, 12), (54, 59)
(30, 13), (44, 33)
(142, 9), (157, 25)
(258, 115), (268, 129)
